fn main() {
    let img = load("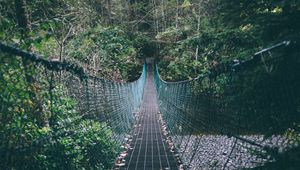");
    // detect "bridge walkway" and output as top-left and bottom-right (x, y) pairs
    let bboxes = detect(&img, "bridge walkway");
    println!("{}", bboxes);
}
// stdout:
(121, 64), (178, 170)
